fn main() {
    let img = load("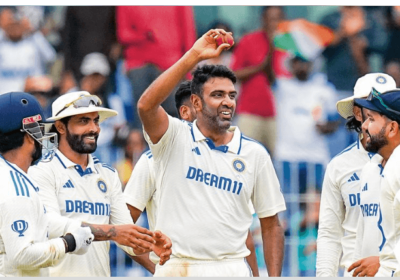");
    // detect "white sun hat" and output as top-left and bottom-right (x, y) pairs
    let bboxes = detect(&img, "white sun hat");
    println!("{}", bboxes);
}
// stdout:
(47, 91), (117, 123)
(336, 73), (397, 119)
